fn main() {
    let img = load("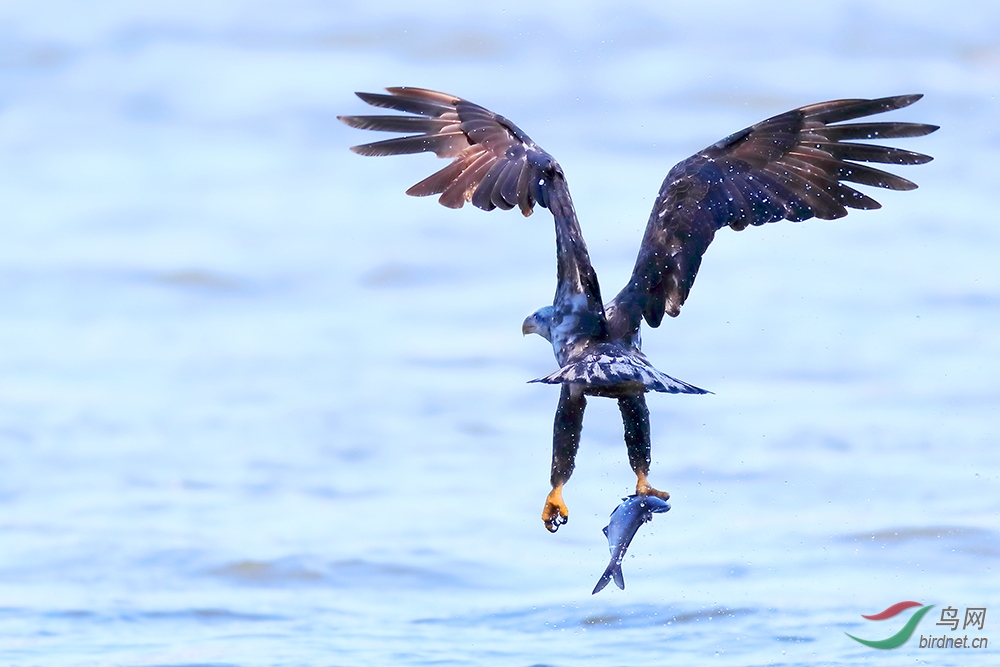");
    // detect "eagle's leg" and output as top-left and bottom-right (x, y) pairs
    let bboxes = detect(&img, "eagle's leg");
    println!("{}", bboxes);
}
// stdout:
(543, 383), (586, 532)
(619, 393), (670, 500)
